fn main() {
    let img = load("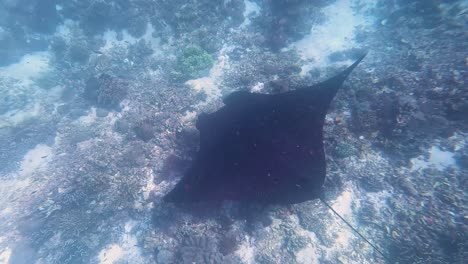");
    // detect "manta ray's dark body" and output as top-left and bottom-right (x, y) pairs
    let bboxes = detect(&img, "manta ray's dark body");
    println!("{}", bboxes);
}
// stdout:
(165, 55), (366, 204)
